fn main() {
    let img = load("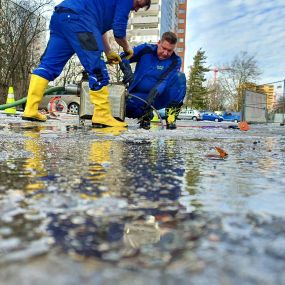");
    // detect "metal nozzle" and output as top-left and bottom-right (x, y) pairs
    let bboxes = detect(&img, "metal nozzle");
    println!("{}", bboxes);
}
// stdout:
(65, 85), (80, 95)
